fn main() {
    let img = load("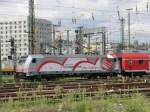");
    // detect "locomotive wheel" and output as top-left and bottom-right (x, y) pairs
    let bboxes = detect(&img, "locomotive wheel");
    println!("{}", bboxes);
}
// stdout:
(14, 73), (21, 83)
(86, 74), (97, 79)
